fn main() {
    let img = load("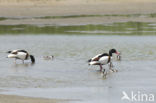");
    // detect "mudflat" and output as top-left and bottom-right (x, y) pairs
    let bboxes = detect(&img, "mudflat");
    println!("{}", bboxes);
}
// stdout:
(0, 0), (156, 25)
(0, 94), (68, 103)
